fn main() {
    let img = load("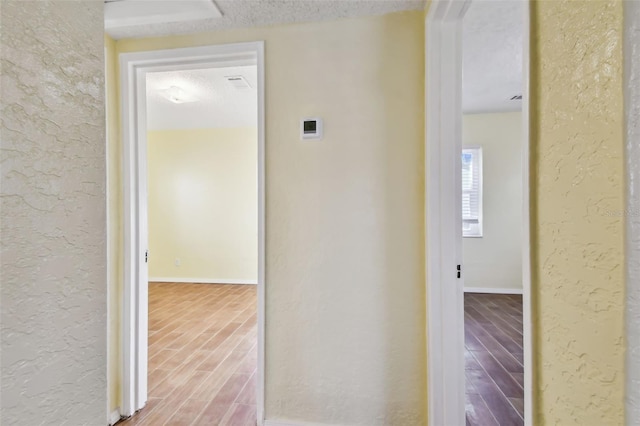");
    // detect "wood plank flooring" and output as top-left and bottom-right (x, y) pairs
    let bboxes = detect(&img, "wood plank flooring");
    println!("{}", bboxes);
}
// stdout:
(465, 293), (524, 426)
(120, 282), (257, 426)
(118, 284), (521, 425)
